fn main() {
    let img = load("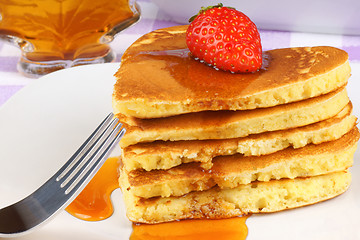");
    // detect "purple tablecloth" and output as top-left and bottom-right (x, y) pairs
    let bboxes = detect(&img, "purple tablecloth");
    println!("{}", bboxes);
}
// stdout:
(1, 0), (360, 107)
